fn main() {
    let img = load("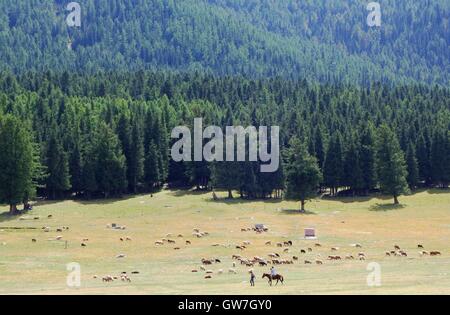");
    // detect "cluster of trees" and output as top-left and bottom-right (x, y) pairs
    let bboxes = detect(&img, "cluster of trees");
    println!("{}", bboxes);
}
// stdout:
(0, 0), (448, 85)
(0, 71), (449, 213)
